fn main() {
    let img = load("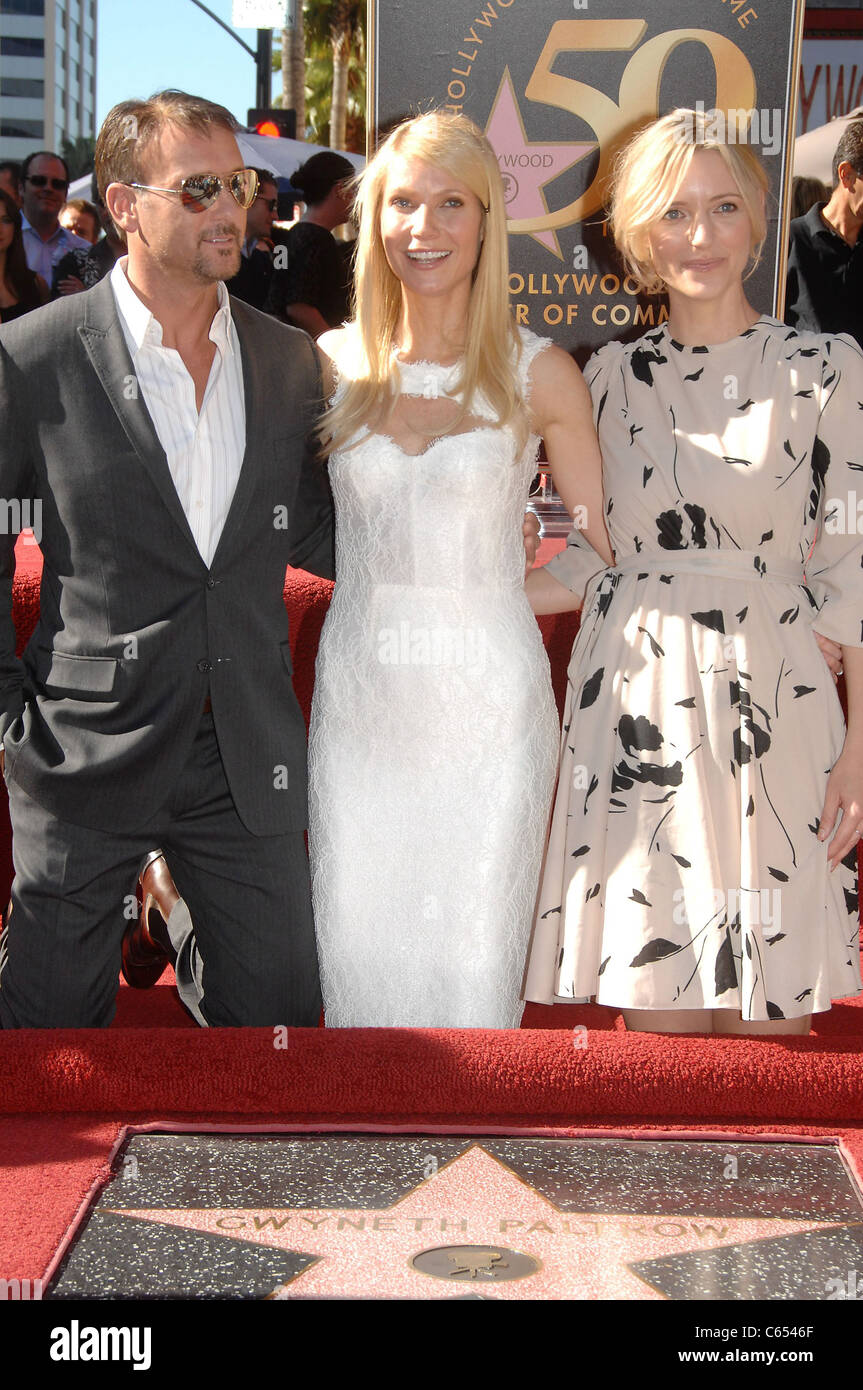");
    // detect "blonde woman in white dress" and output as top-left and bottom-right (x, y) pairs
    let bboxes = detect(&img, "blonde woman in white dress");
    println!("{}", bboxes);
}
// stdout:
(310, 112), (613, 1027)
